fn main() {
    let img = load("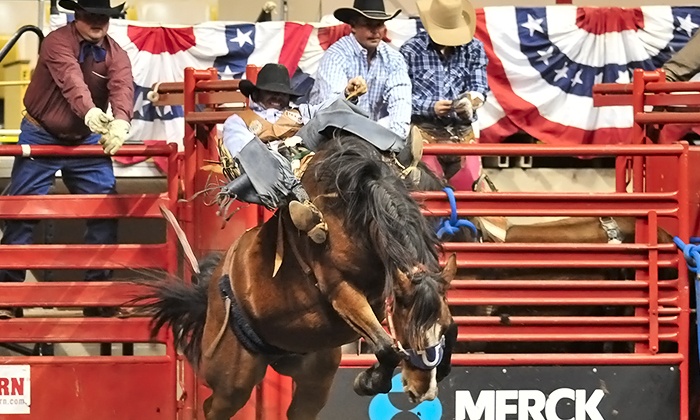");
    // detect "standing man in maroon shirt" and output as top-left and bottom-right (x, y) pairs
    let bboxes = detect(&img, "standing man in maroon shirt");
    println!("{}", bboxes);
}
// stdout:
(0, 0), (134, 318)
